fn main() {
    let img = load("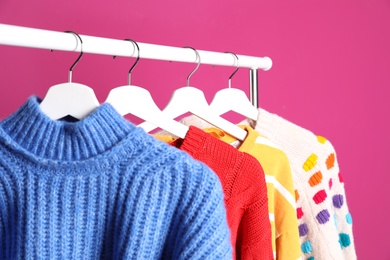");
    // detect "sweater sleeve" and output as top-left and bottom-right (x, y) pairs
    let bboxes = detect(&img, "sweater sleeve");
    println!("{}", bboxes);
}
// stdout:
(322, 138), (356, 260)
(239, 198), (274, 260)
(230, 152), (274, 260)
(163, 158), (233, 260)
(251, 109), (356, 259)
